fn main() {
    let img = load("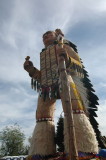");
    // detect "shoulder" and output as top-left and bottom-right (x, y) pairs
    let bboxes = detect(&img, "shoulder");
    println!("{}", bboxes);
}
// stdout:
(63, 39), (78, 53)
